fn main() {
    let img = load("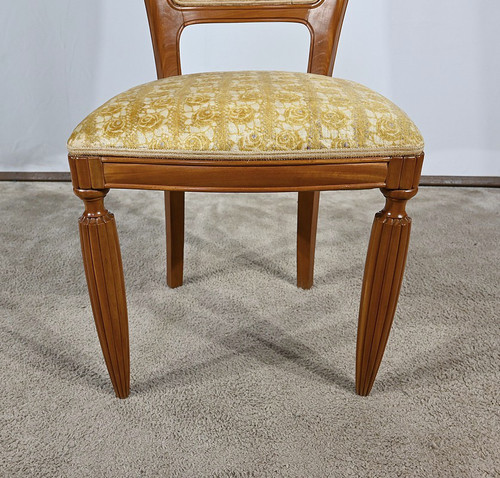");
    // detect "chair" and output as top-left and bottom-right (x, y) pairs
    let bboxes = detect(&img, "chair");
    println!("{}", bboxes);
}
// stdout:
(67, 0), (424, 399)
